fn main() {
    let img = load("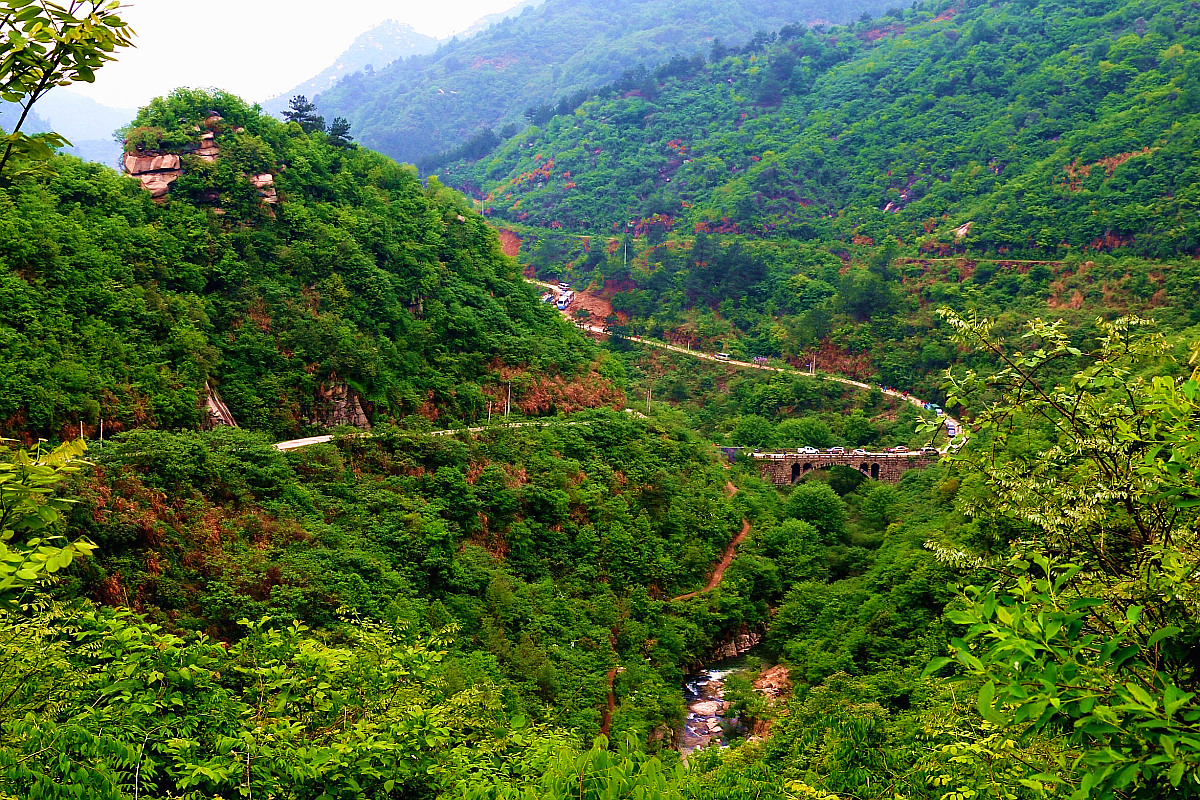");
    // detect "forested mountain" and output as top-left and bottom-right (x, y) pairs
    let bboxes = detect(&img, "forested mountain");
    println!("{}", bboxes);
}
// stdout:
(433, 0), (1200, 395)
(0, 89), (612, 442)
(0, 87), (972, 800)
(3, 2), (1200, 798)
(262, 20), (439, 117)
(447, 0), (1200, 255)
(314, 0), (899, 166)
